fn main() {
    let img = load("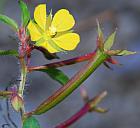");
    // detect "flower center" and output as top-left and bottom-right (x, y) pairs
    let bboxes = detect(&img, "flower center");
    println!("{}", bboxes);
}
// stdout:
(46, 25), (57, 37)
(43, 25), (57, 40)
